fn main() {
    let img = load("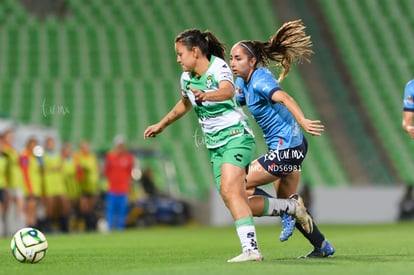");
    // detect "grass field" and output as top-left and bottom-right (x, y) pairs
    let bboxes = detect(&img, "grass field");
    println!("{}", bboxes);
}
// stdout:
(1, 222), (414, 275)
